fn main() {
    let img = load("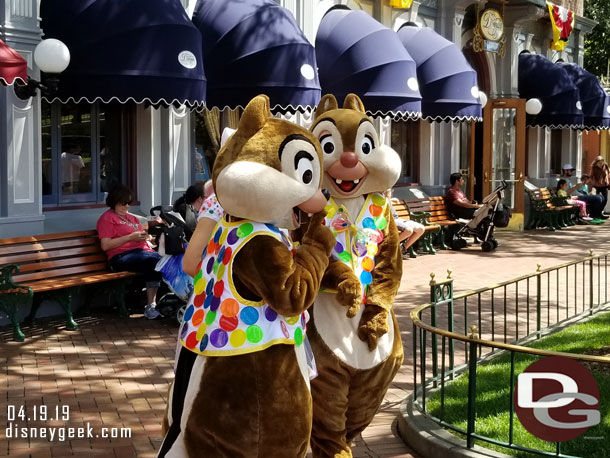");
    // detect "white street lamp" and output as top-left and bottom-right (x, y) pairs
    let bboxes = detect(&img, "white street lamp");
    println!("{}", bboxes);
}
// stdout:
(15, 38), (71, 100)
